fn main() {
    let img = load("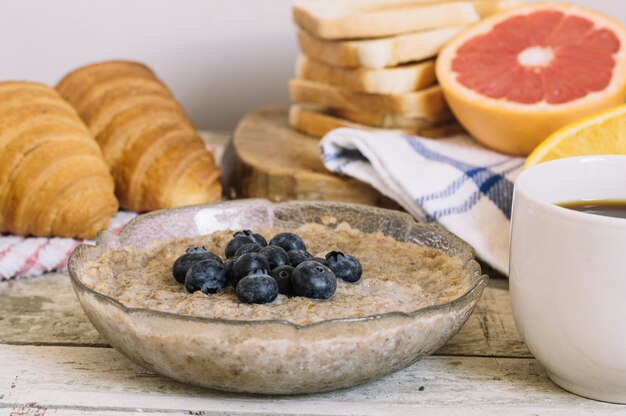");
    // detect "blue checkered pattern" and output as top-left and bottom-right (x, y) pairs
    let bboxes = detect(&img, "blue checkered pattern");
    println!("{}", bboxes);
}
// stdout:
(406, 137), (523, 221)
(320, 128), (525, 274)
